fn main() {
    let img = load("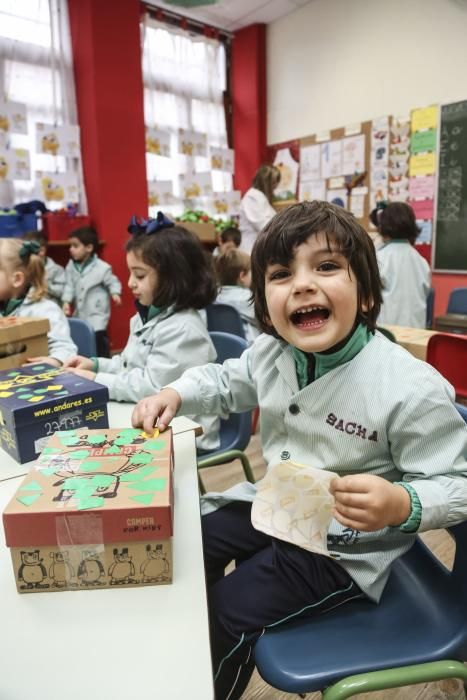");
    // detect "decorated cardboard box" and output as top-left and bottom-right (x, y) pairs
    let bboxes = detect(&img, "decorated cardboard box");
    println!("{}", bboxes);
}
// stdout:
(0, 317), (50, 370)
(0, 363), (109, 464)
(2, 427), (173, 593)
(179, 221), (217, 242)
